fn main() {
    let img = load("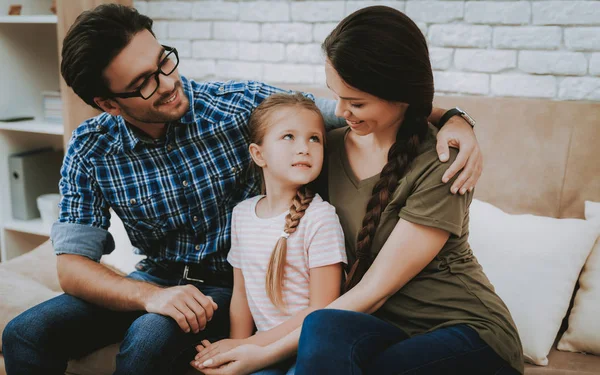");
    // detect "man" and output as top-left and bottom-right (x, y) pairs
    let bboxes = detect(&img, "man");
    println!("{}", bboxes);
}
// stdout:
(2, 4), (482, 375)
